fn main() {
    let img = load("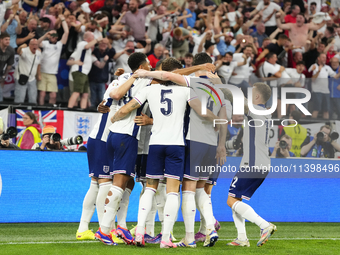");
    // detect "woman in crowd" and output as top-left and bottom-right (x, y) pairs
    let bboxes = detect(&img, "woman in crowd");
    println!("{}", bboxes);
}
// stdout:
(17, 112), (41, 149)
